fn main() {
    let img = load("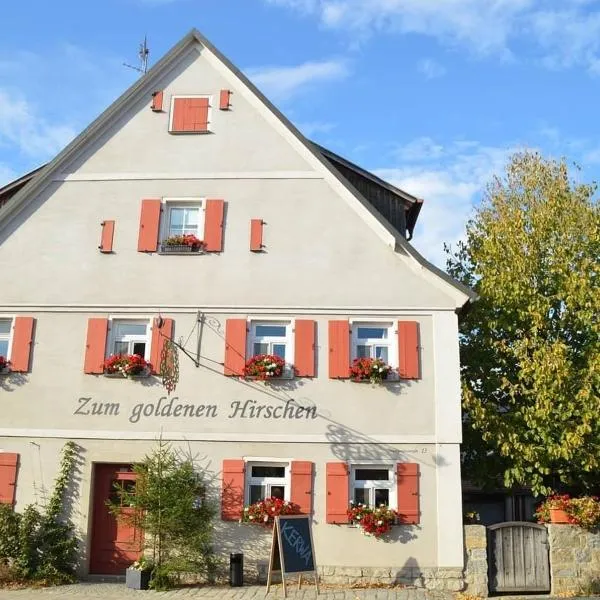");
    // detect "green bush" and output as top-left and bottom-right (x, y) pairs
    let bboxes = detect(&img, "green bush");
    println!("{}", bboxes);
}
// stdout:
(0, 442), (79, 586)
